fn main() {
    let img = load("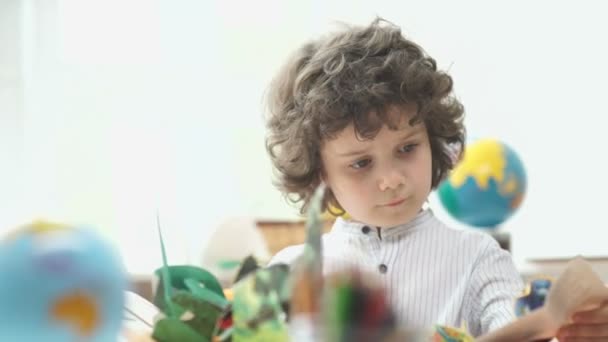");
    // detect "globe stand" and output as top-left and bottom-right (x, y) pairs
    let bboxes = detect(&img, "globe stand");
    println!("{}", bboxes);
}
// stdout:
(488, 230), (511, 252)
